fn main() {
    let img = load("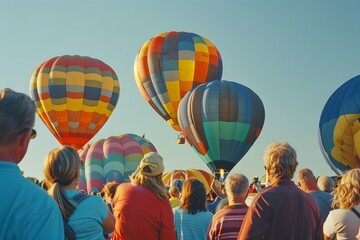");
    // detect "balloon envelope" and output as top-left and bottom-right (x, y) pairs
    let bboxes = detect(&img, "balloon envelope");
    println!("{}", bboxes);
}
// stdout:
(162, 169), (214, 193)
(134, 31), (222, 131)
(178, 80), (265, 172)
(319, 75), (360, 174)
(78, 133), (157, 193)
(30, 55), (120, 150)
